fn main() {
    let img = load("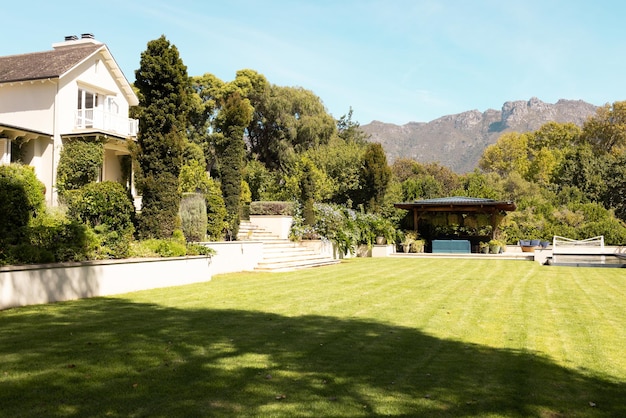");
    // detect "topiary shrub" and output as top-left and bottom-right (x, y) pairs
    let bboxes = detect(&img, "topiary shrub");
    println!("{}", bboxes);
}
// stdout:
(249, 201), (295, 216)
(179, 193), (207, 242)
(0, 163), (46, 243)
(56, 139), (104, 195)
(19, 210), (98, 264)
(65, 181), (135, 258)
(205, 179), (228, 241)
(136, 172), (181, 239)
